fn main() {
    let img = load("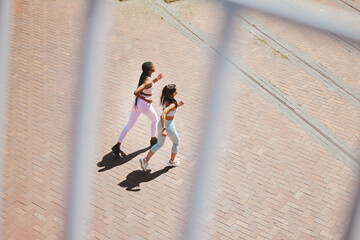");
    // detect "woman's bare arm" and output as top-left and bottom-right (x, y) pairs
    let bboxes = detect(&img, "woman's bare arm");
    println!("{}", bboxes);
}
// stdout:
(160, 103), (176, 136)
(152, 73), (163, 84)
(133, 78), (153, 103)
